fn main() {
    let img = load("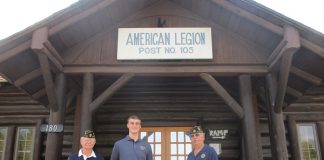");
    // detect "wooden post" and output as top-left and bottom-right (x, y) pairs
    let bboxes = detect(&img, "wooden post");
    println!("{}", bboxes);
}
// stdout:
(72, 95), (82, 153)
(34, 119), (43, 160)
(80, 73), (94, 136)
(287, 116), (301, 160)
(45, 73), (66, 160)
(4, 126), (15, 160)
(239, 75), (263, 160)
(266, 74), (288, 160)
(317, 122), (324, 157)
